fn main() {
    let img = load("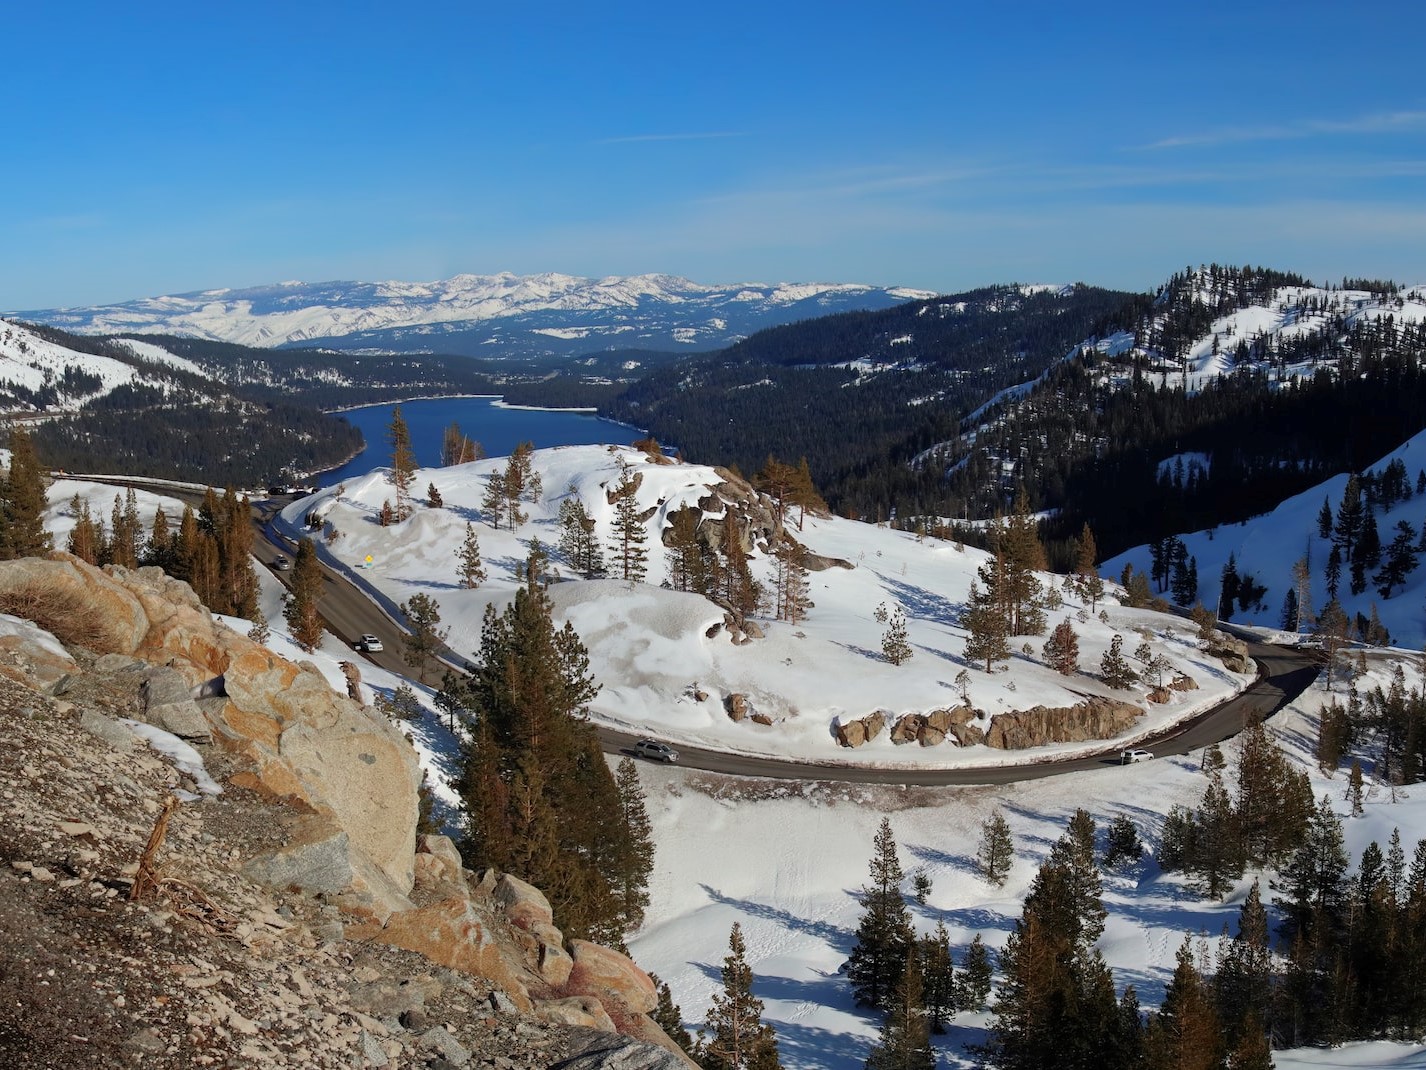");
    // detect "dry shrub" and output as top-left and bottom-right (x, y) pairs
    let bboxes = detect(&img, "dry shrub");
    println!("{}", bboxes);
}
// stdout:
(0, 576), (113, 651)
